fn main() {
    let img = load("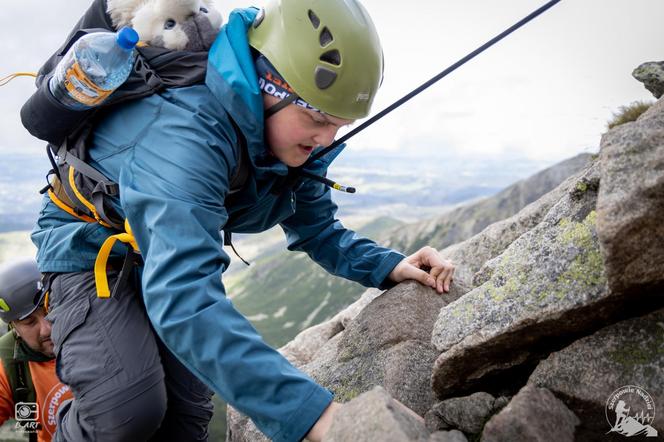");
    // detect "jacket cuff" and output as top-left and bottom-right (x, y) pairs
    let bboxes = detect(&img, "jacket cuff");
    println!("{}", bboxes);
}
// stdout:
(272, 385), (334, 442)
(374, 251), (406, 290)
